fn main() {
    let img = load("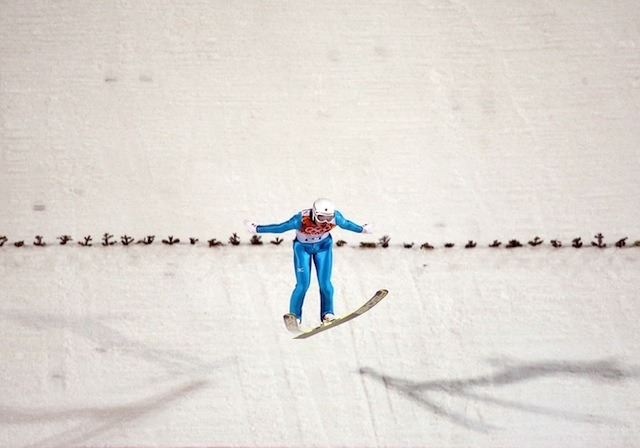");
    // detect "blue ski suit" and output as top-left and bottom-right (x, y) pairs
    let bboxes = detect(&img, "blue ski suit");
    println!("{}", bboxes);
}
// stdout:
(256, 209), (363, 321)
